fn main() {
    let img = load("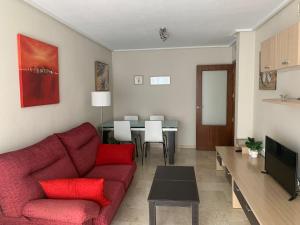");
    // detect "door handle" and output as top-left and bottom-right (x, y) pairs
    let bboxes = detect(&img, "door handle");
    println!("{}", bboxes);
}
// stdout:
(196, 106), (200, 110)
